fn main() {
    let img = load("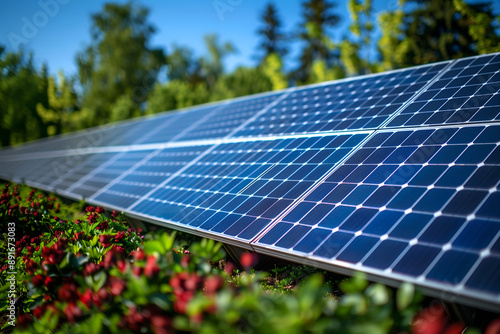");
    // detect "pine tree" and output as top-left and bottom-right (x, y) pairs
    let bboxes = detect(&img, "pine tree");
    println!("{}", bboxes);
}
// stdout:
(256, 2), (288, 63)
(381, 0), (500, 68)
(294, 0), (341, 84)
